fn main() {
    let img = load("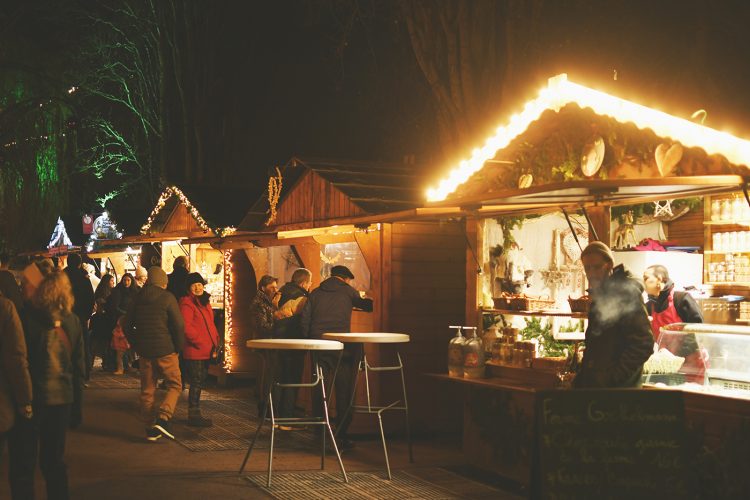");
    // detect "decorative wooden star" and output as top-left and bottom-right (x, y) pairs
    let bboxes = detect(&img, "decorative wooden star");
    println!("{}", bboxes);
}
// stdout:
(654, 200), (673, 218)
